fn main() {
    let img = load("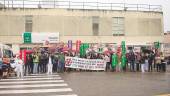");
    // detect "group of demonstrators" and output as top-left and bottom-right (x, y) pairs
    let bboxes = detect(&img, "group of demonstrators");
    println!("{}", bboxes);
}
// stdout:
(20, 46), (168, 77)
(24, 51), (65, 75)
(1, 41), (169, 78)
